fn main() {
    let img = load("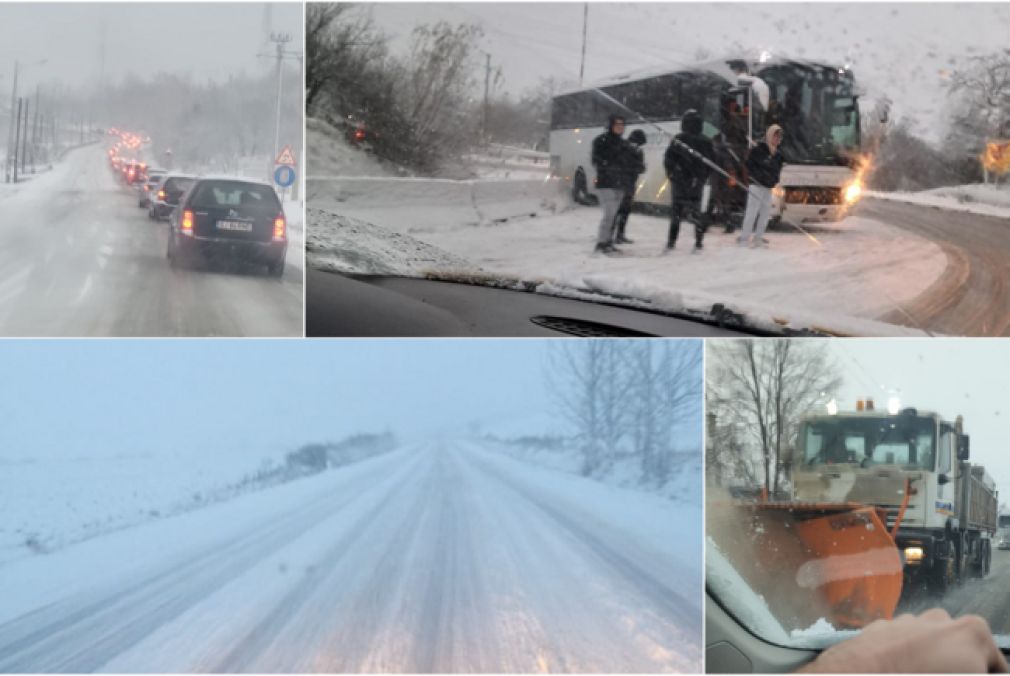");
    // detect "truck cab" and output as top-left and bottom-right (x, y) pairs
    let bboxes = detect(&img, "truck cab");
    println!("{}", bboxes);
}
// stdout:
(790, 402), (996, 591)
